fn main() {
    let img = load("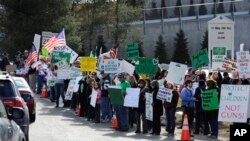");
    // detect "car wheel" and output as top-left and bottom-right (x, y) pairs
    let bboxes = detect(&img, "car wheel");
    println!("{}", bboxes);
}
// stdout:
(30, 113), (36, 123)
